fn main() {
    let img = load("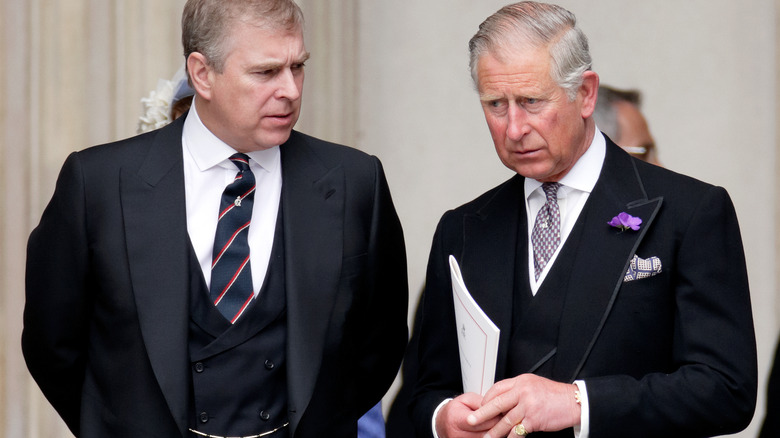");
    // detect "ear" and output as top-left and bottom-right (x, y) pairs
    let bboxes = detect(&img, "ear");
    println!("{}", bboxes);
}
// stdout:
(578, 70), (600, 119)
(187, 52), (215, 101)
